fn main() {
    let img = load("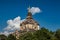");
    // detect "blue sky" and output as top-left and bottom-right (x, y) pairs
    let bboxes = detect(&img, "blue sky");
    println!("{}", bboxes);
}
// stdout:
(0, 0), (60, 32)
